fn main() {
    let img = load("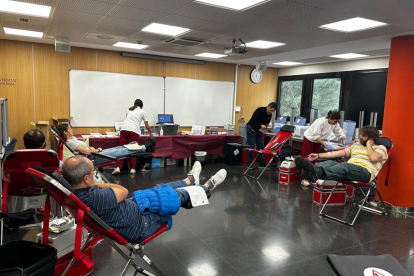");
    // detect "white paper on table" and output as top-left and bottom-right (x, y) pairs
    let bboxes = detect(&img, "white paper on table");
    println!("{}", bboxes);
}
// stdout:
(177, 186), (209, 207)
